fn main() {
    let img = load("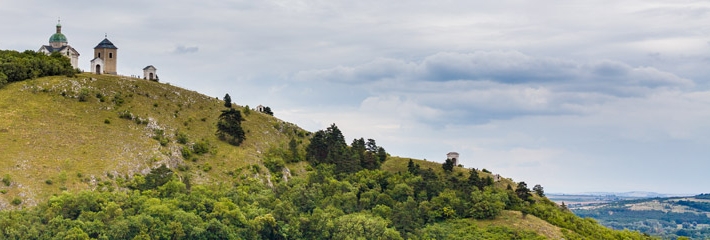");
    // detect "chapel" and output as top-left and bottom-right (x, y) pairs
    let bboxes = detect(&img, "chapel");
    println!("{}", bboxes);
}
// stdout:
(90, 36), (118, 75)
(38, 20), (80, 69)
